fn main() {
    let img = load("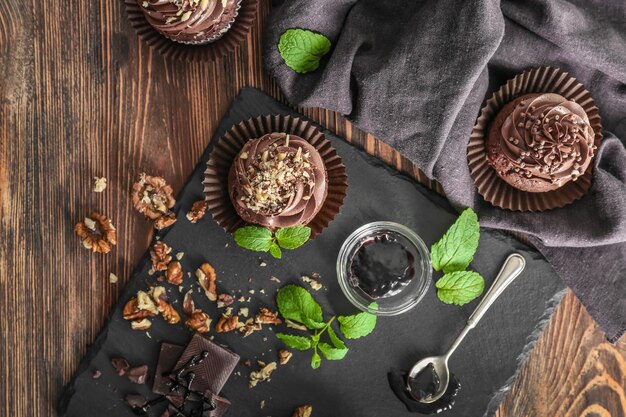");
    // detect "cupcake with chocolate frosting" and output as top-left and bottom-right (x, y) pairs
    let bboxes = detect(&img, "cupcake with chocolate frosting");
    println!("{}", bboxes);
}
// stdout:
(487, 93), (597, 192)
(138, 0), (240, 44)
(228, 133), (328, 228)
